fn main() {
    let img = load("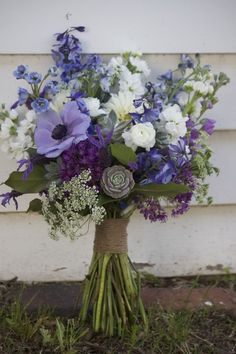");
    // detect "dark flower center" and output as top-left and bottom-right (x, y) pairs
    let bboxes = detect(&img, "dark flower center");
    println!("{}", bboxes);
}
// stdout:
(51, 124), (67, 140)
